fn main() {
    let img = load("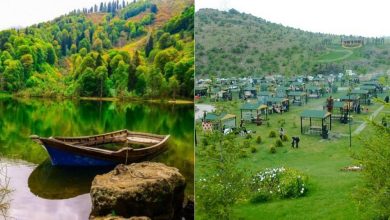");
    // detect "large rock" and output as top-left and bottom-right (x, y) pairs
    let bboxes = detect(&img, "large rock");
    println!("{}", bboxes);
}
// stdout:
(90, 162), (186, 220)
